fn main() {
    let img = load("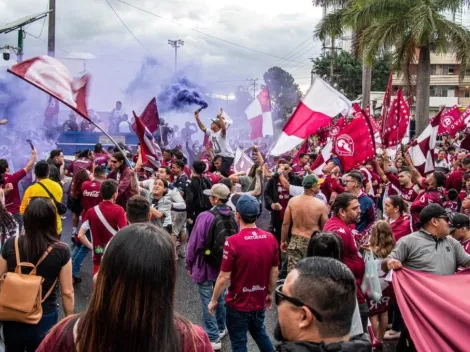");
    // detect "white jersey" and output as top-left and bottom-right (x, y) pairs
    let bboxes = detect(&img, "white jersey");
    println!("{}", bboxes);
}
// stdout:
(206, 129), (234, 158)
